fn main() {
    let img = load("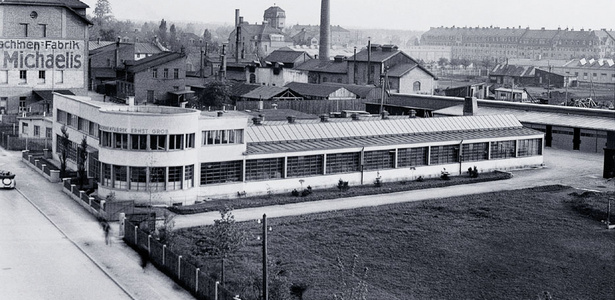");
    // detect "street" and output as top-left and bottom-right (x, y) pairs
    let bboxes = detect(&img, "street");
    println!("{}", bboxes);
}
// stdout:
(0, 148), (195, 300)
(0, 157), (131, 299)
